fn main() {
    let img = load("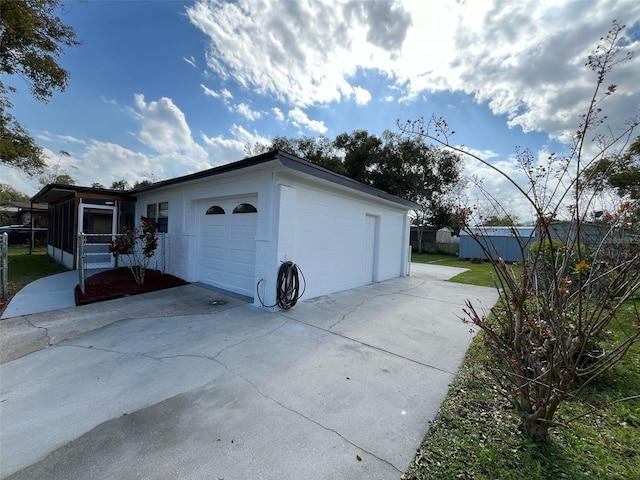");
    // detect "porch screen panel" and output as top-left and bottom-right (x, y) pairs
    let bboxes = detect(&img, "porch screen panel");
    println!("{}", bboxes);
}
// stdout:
(50, 204), (62, 249)
(62, 199), (74, 252)
(47, 205), (56, 248)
